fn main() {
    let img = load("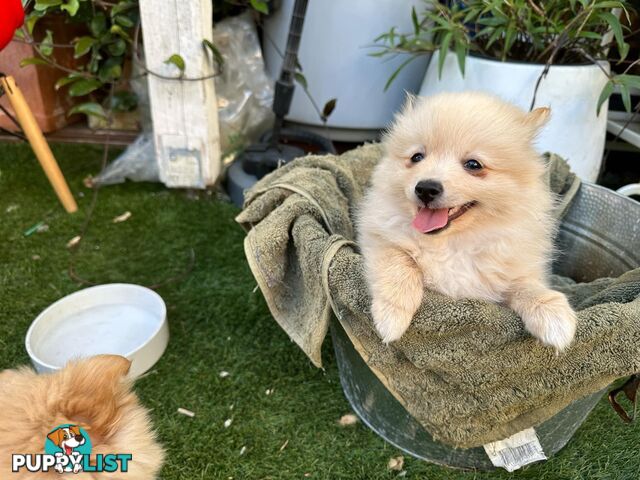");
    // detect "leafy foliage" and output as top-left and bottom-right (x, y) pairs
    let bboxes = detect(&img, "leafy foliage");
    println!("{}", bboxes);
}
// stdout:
(22, 0), (269, 120)
(25, 0), (139, 119)
(375, 0), (639, 112)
